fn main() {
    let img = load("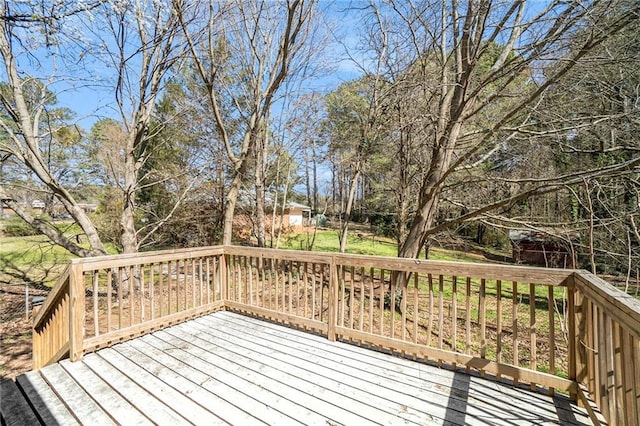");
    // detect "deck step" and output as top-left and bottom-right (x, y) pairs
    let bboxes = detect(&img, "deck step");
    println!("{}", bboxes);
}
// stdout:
(0, 379), (40, 426)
